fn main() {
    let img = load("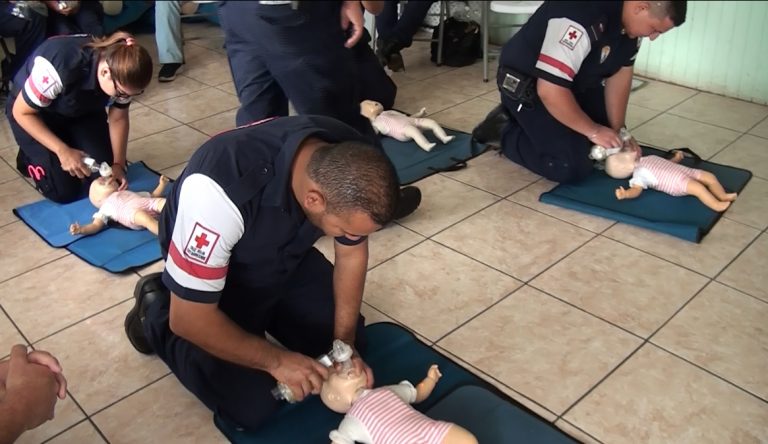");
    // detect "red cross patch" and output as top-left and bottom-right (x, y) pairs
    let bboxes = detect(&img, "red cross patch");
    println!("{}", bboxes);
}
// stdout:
(184, 223), (220, 264)
(559, 25), (583, 50)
